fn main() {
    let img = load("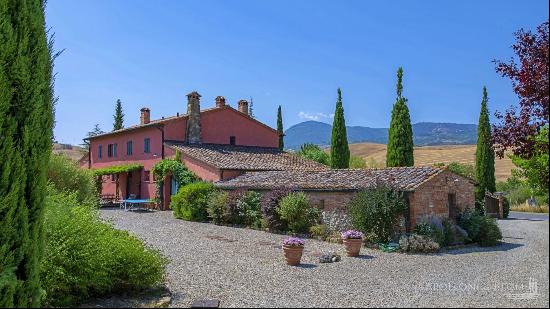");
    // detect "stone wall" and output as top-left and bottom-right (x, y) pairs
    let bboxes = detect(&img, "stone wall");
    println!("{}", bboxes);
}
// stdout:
(301, 170), (474, 229)
(408, 170), (475, 227)
(305, 191), (356, 212)
(217, 170), (475, 230)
